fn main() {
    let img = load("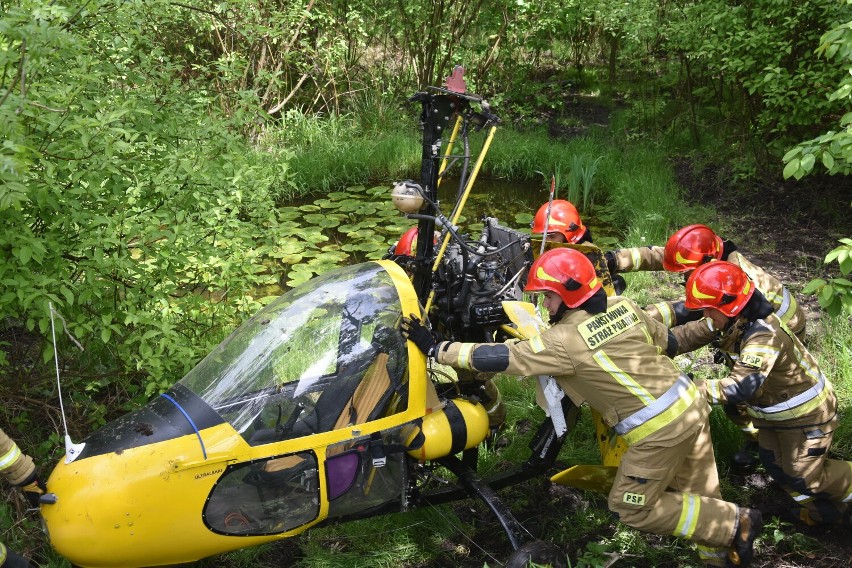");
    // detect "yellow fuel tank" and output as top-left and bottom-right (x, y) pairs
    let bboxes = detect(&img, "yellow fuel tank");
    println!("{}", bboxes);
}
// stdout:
(408, 398), (489, 461)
